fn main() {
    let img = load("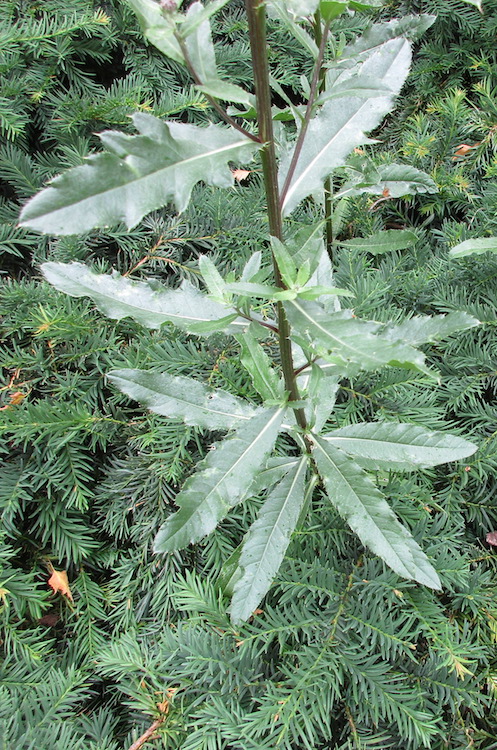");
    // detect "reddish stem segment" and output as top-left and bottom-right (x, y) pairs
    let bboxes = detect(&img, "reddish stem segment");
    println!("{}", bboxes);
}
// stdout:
(245, 0), (307, 430)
